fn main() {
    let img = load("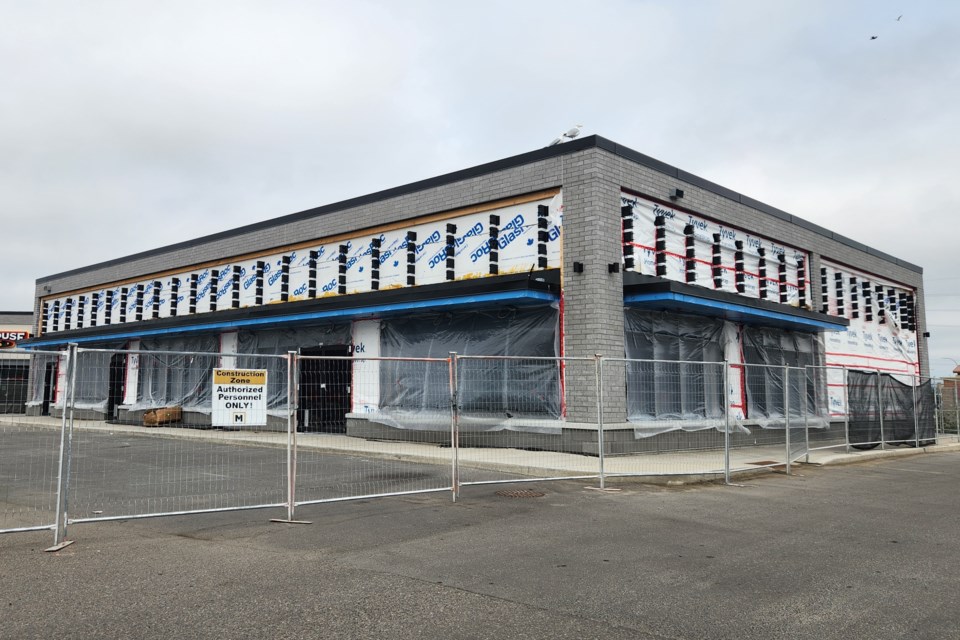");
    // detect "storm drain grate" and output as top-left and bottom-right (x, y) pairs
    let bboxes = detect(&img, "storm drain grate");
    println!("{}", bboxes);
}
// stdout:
(495, 489), (546, 498)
